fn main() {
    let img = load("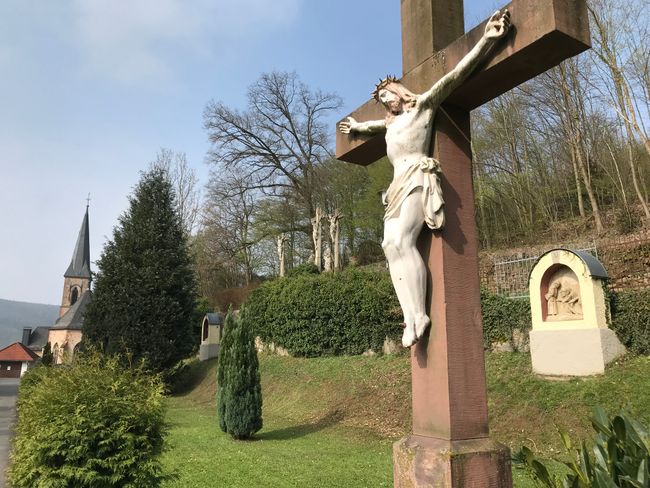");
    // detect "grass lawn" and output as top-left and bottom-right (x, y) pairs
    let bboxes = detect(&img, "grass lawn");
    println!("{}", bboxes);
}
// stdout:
(161, 353), (650, 487)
